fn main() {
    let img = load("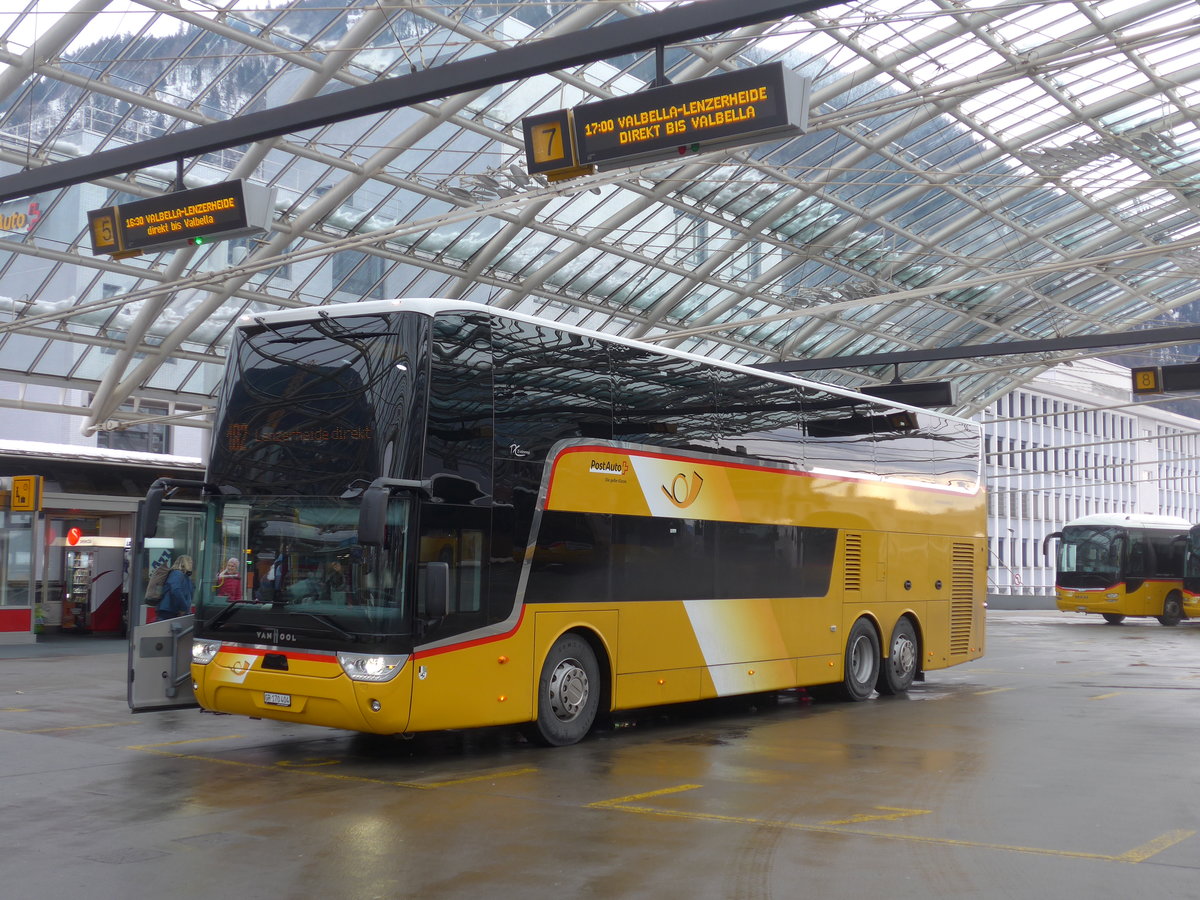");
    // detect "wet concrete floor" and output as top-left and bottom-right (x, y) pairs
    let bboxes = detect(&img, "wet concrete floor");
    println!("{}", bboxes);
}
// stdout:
(2, 610), (1199, 899)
